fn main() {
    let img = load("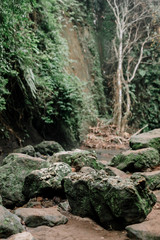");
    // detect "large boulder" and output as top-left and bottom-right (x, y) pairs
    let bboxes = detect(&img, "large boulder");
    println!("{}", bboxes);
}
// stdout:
(23, 162), (72, 199)
(0, 205), (24, 238)
(63, 171), (156, 229)
(34, 141), (64, 156)
(13, 145), (36, 157)
(130, 129), (160, 152)
(109, 148), (160, 172)
(49, 149), (103, 171)
(14, 207), (68, 227)
(0, 153), (49, 207)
